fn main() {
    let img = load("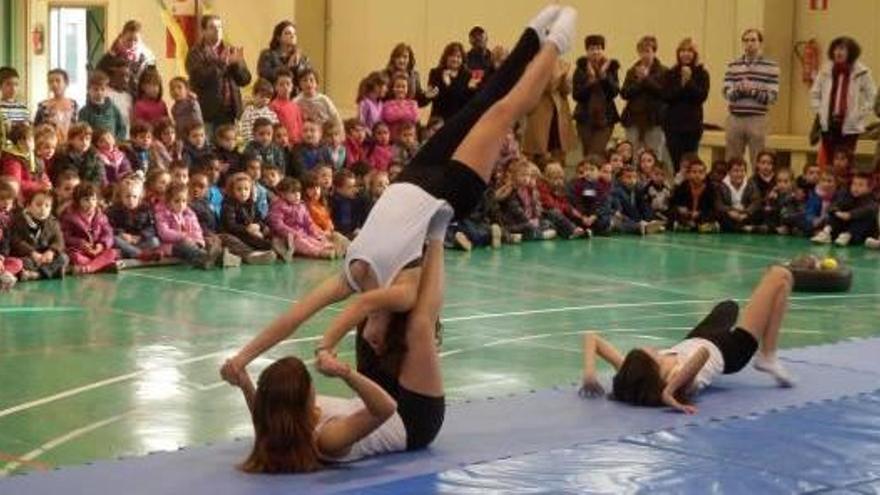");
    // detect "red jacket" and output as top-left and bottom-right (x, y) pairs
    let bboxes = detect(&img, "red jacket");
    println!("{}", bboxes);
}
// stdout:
(538, 179), (576, 217)
(1, 150), (51, 198)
